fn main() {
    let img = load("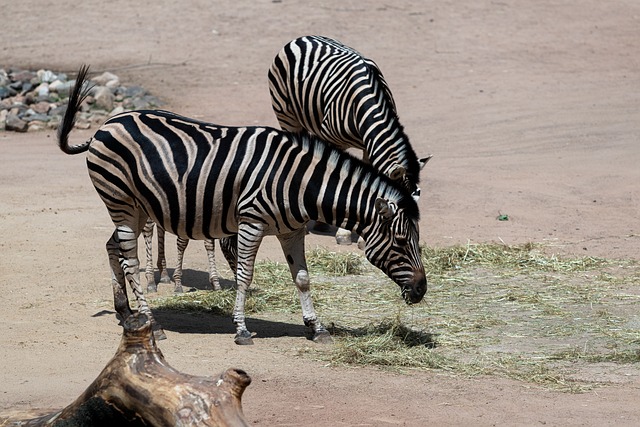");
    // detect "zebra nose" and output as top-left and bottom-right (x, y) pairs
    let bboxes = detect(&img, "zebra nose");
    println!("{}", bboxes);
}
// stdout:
(408, 270), (427, 304)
